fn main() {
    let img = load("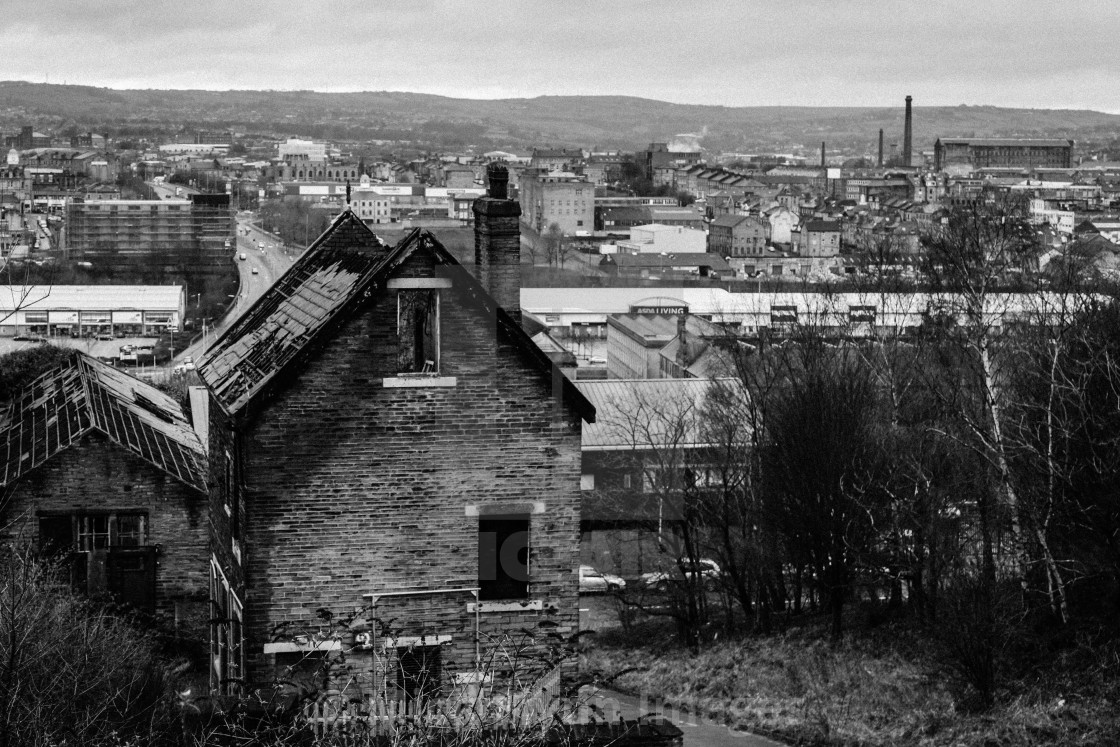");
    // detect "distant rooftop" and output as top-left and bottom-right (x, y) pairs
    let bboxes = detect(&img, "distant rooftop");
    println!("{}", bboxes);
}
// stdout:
(938, 138), (1074, 148)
